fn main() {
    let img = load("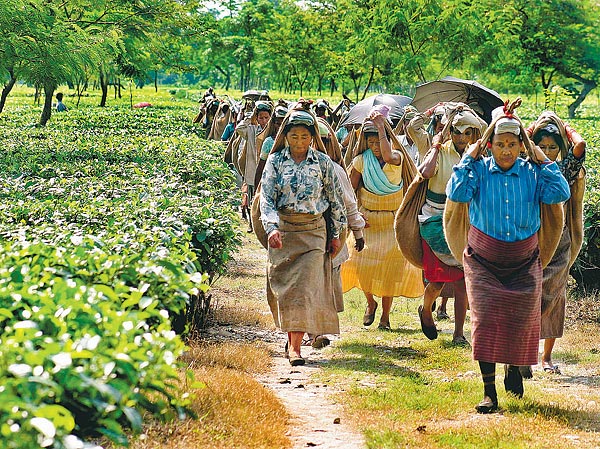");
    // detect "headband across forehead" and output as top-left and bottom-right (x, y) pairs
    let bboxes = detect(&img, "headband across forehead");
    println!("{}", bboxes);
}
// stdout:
(288, 109), (315, 126)
(268, 106), (326, 156)
(255, 101), (272, 112)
